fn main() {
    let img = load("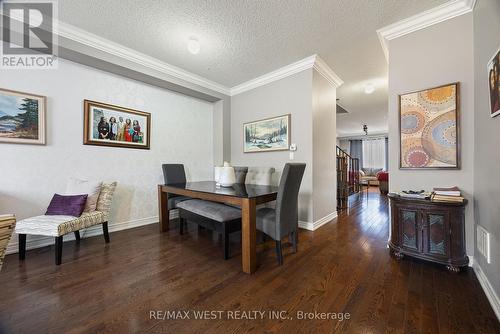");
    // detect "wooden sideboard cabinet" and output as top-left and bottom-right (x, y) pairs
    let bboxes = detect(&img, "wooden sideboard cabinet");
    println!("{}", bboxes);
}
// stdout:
(388, 193), (468, 272)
